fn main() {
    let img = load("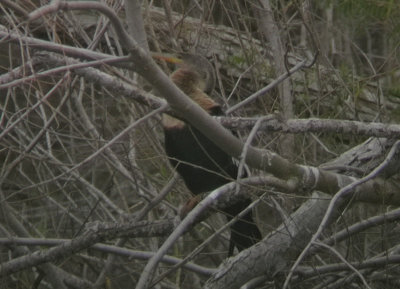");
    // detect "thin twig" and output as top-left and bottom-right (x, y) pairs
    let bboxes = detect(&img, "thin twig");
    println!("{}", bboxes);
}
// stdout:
(283, 140), (400, 289)
(0, 55), (130, 90)
(135, 176), (288, 289)
(226, 59), (307, 114)
(314, 242), (372, 289)
(151, 196), (265, 287)
(236, 116), (271, 193)
(0, 237), (216, 276)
